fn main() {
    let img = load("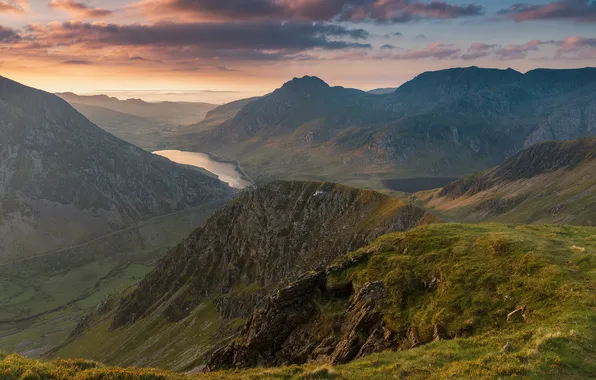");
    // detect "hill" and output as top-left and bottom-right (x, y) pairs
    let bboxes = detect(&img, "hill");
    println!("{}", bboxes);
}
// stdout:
(56, 93), (217, 126)
(176, 67), (596, 188)
(415, 138), (596, 225)
(67, 102), (170, 150)
(0, 76), (231, 263)
(52, 181), (434, 370)
(12, 223), (596, 379)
